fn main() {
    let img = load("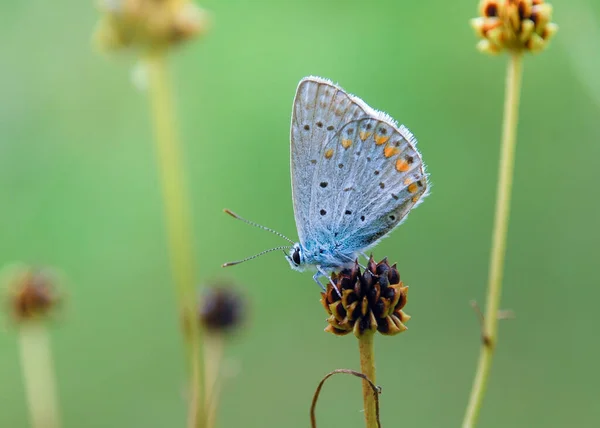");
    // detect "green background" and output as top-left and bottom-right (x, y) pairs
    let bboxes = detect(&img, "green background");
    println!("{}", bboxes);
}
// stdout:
(1, 0), (599, 427)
